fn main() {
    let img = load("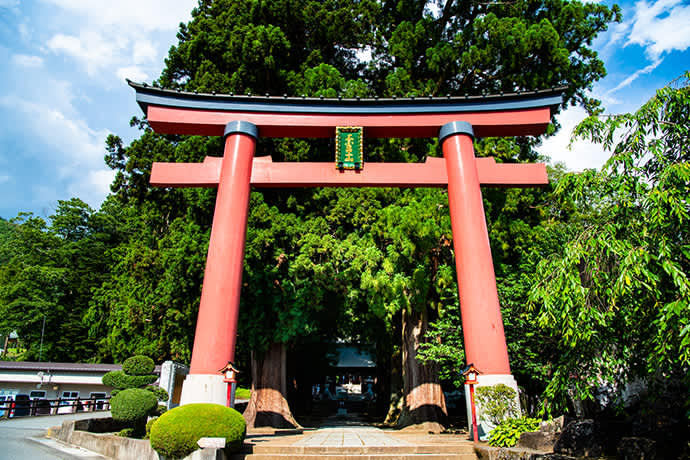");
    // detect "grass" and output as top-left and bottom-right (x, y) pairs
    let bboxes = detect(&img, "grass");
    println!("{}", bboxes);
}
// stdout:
(235, 387), (251, 400)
